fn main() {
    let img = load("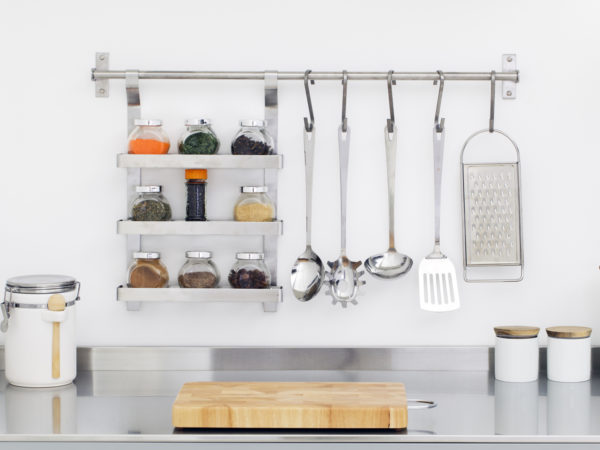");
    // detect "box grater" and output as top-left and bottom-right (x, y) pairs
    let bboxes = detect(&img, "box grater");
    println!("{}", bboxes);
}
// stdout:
(460, 129), (523, 282)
